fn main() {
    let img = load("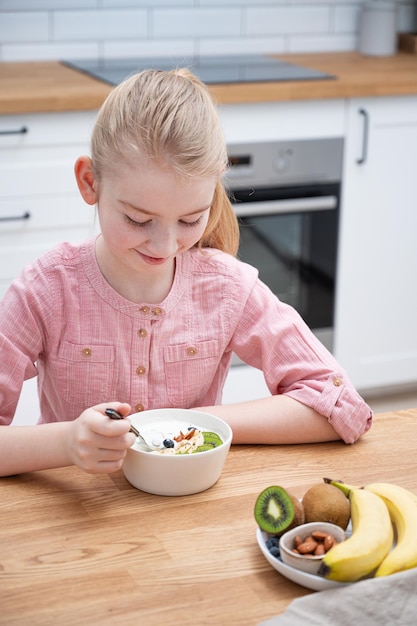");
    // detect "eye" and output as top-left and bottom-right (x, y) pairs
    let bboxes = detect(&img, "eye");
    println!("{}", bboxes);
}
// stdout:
(180, 215), (204, 227)
(125, 215), (150, 227)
